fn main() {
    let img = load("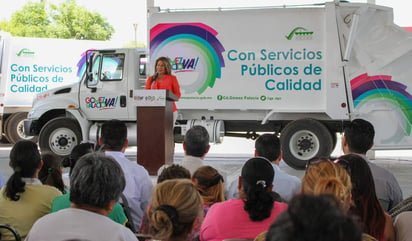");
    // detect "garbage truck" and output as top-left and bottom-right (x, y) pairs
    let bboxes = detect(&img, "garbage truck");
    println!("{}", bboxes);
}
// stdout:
(24, 1), (412, 169)
(0, 32), (111, 143)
